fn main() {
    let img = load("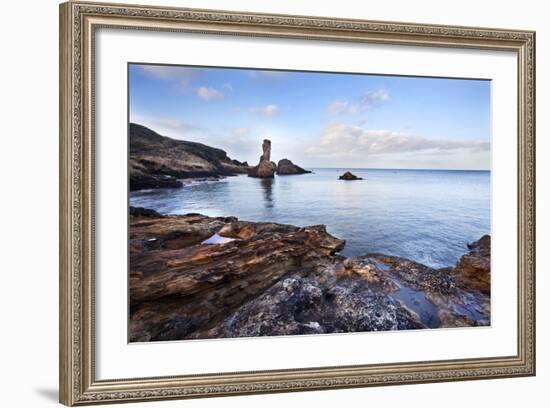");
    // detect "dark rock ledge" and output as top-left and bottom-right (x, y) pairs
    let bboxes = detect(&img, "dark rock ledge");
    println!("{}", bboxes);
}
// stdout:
(129, 123), (250, 191)
(129, 207), (491, 342)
